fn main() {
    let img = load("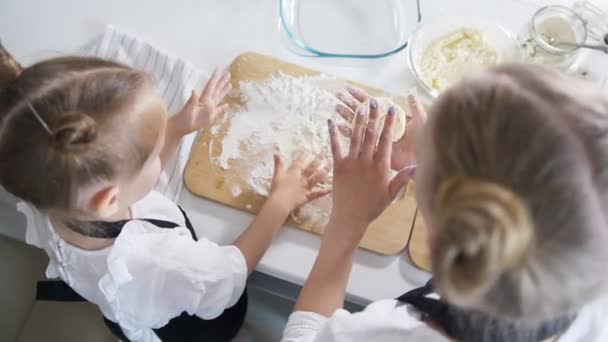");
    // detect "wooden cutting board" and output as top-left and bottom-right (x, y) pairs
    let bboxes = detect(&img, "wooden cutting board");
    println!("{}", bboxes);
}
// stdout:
(184, 52), (417, 255)
(408, 210), (431, 271)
